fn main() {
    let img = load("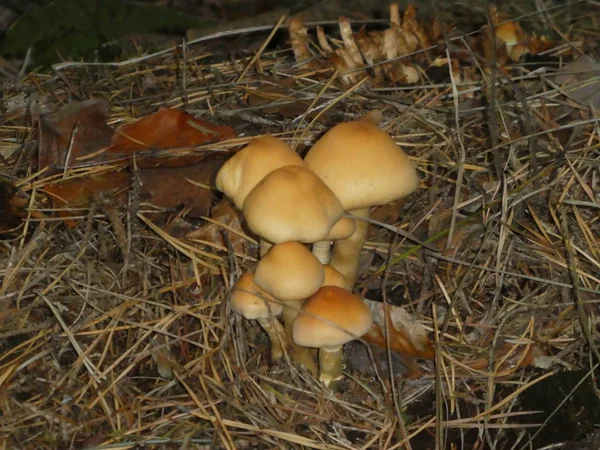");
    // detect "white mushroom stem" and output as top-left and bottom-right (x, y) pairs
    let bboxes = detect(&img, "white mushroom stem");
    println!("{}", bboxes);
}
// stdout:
(256, 316), (286, 361)
(329, 207), (370, 289)
(318, 344), (344, 386)
(283, 300), (318, 375)
(312, 240), (332, 264)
